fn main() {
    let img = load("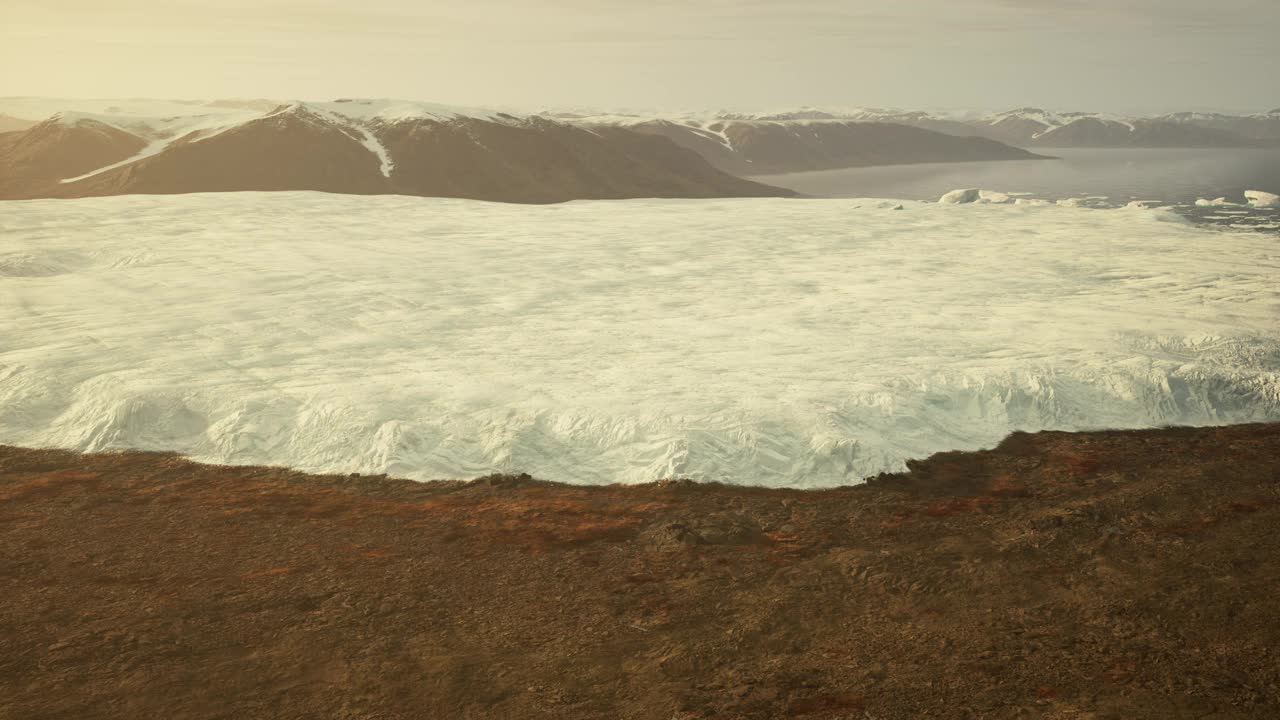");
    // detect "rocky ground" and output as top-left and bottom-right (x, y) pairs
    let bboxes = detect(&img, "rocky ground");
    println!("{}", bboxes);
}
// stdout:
(2, 424), (1278, 719)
